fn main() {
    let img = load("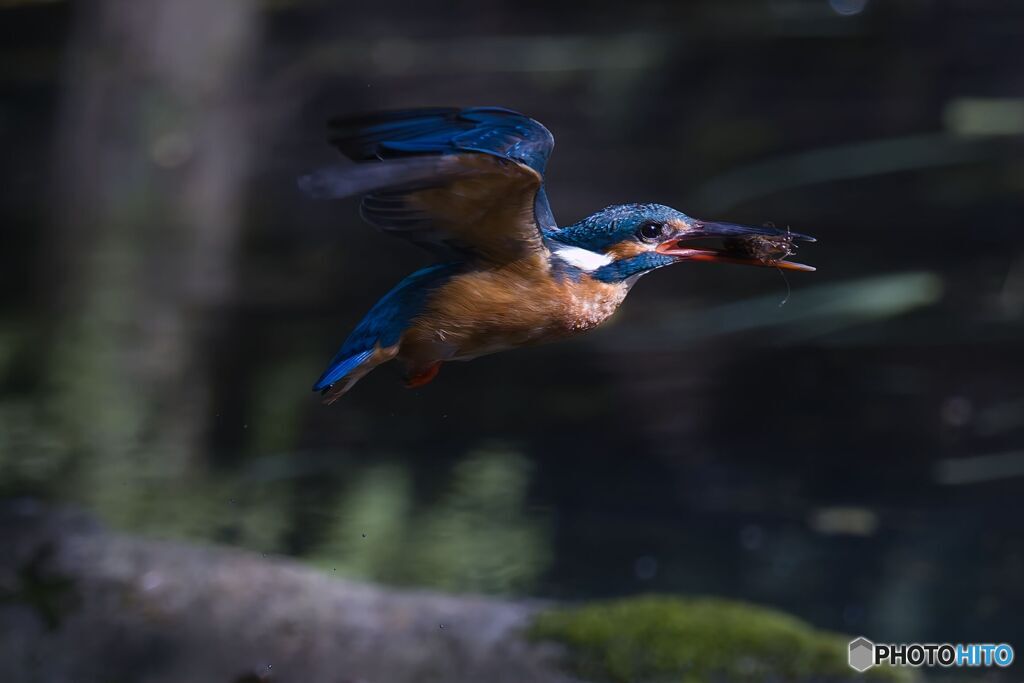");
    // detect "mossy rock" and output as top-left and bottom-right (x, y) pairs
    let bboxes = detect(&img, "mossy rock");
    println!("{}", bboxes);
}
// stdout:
(528, 595), (912, 683)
